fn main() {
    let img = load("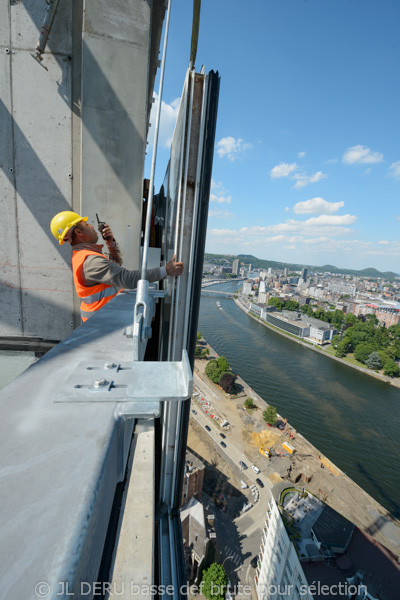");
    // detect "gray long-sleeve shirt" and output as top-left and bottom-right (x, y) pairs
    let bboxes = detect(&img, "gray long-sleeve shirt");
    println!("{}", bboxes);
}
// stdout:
(73, 242), (167, 289)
